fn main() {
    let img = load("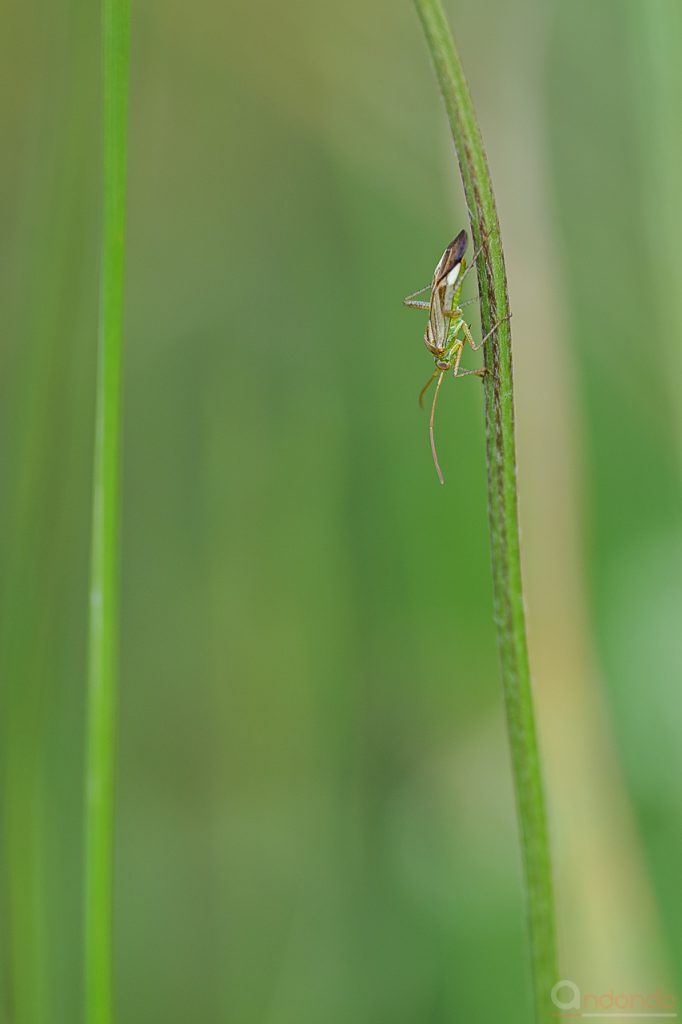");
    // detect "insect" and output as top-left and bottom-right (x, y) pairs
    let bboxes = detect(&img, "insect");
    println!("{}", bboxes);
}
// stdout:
(403, 229), (506, 484)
